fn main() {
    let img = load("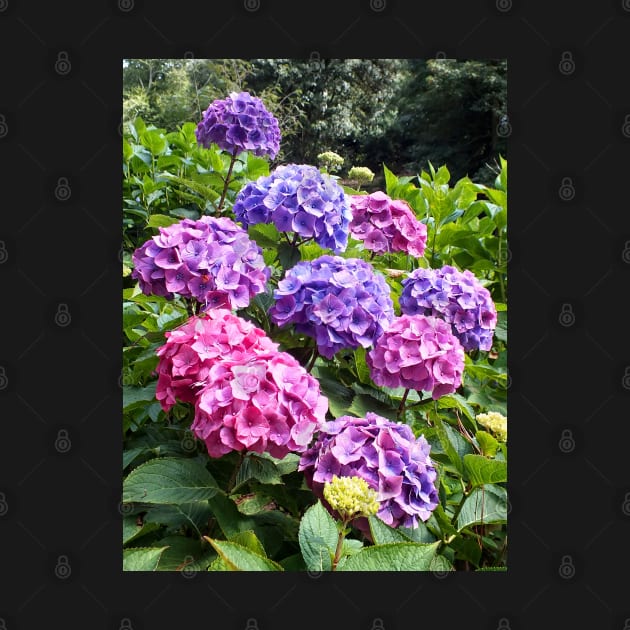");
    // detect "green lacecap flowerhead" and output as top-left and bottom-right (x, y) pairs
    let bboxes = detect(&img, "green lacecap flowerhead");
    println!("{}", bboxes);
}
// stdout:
(317, 151), (345, 172)
(348, 166), (375, 184)
(476, 411), (507, 443)
(323, 474), (380, 520)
